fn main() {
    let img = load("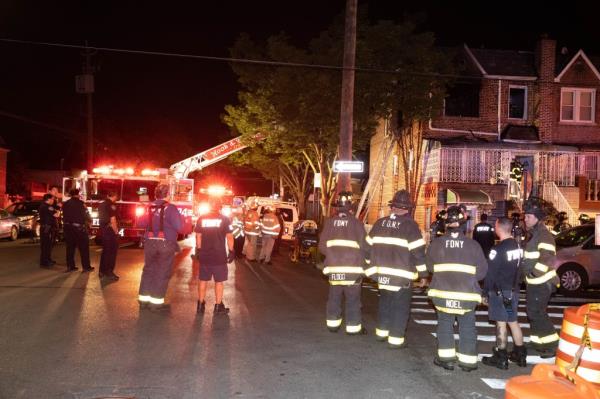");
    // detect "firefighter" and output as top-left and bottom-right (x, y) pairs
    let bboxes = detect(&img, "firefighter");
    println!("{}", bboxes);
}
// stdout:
(62, 189), (94, 273)
(319, 191), (368, 335)
(259, 205), (281, 265)
(195, 198), (235, 315)
(481, 217), (525, 369)
(231, 207), (245, 258)
(365, 190), (427, 348)
(522, 197), (560, 358)
(98, 191), (120, 281)
(578, 213), (592, 225)
(138, 184), (184, 311)
(429, 210), (446, 243)
(243, 201), (261, 261)
(553, 211), (571, 234)
(473, 213), (495, 257)
(39, 193), (59, 268)
(427, 205), (488, 371)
